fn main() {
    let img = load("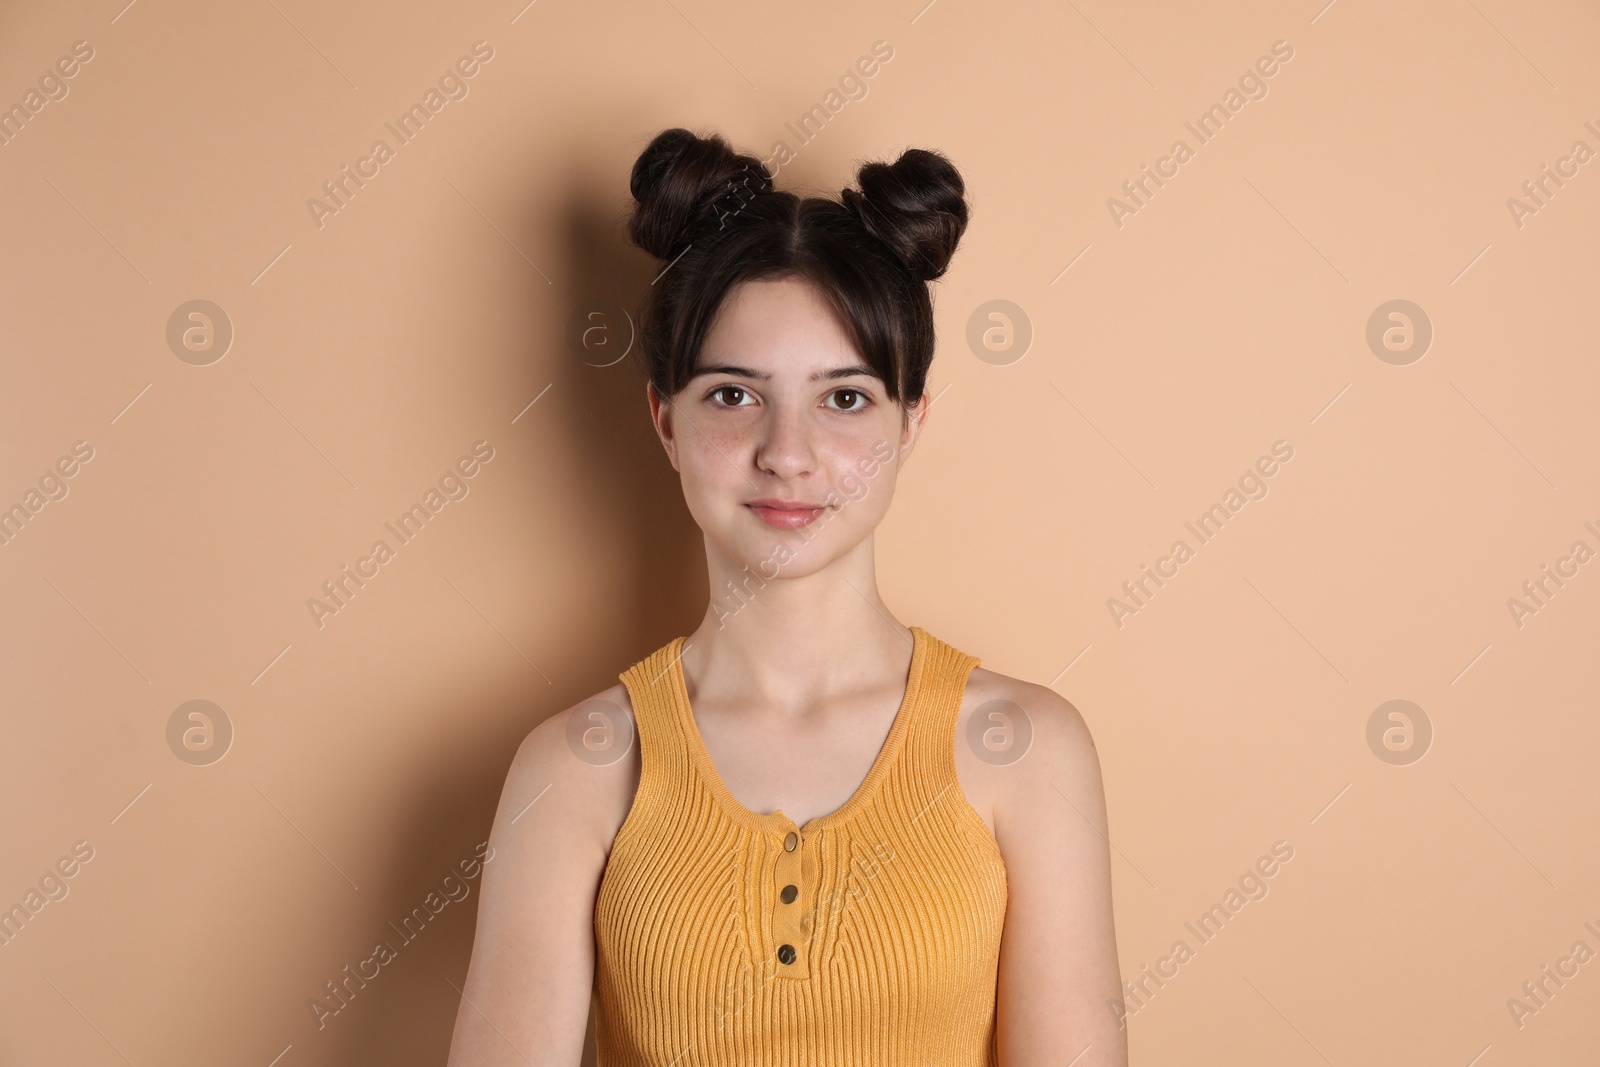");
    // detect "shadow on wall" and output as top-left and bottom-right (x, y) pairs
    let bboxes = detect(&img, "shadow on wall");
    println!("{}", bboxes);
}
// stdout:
(320, 145), (708, 1066)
